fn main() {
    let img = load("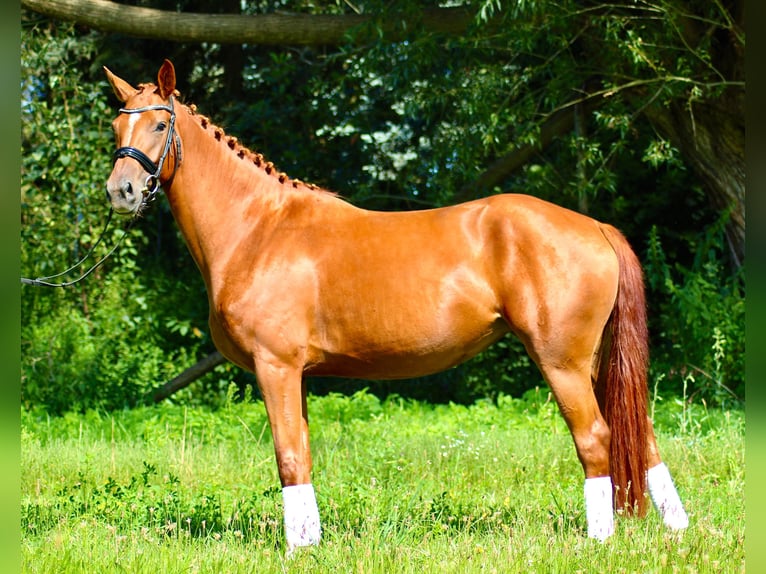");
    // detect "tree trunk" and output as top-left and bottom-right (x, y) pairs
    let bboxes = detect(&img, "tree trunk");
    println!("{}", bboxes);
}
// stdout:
(641, 0), (745, 267)
(643, 94), (745, 267)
